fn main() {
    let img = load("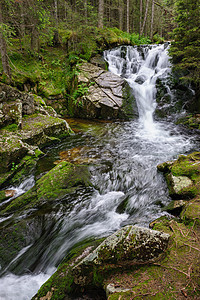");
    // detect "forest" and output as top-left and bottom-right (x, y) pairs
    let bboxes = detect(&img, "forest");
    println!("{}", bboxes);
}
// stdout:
(0, 0), (200, 300)
(0, 0), (199, 100)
